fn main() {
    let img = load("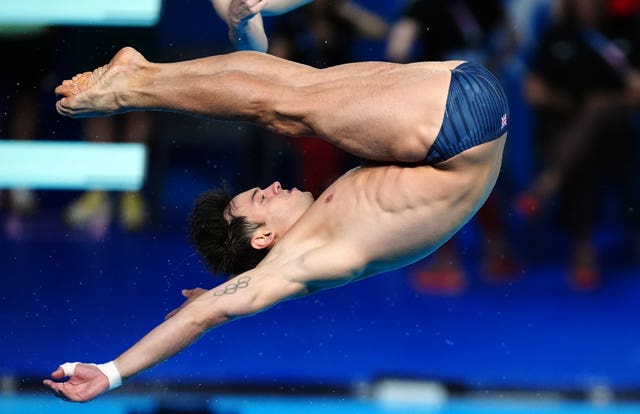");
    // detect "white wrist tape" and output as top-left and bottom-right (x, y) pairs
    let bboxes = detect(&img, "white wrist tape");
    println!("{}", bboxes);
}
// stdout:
(59, 361), (122, 390)
(94, 361), (123, 390)
(60, 362), (79, 377)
